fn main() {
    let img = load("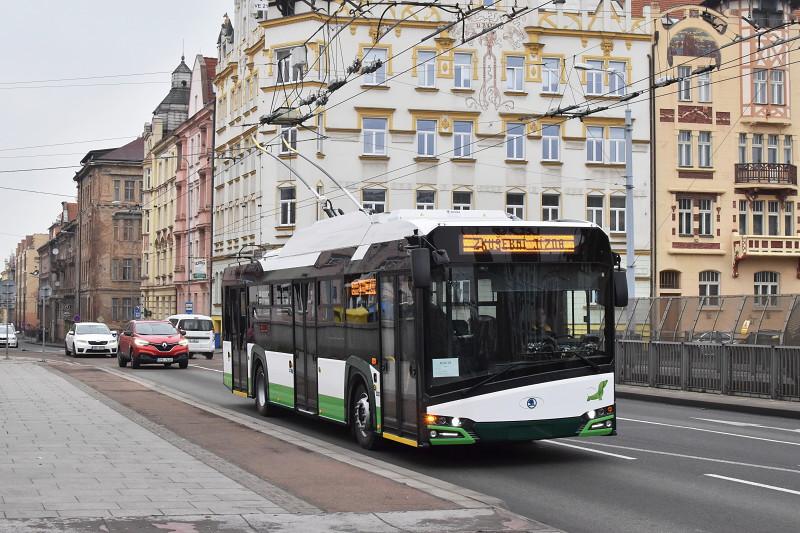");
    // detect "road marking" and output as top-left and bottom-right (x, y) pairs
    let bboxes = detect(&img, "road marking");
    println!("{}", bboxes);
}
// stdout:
(704, 474), (800, 496)
(189, 364), (222, 373)
(543, 440), (637, 460)
(693, 417), (800, 434)
(573, 441), (800, 474)
(618, 417), (800, 447)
